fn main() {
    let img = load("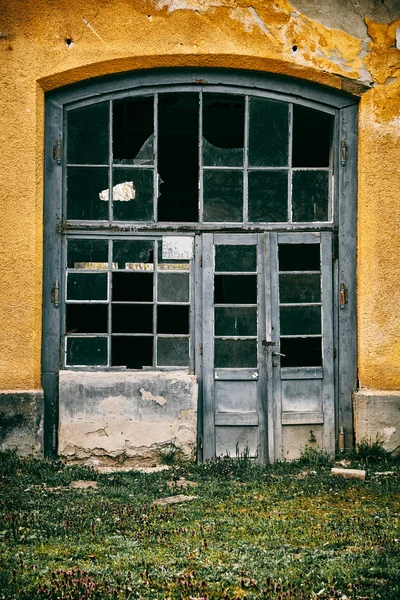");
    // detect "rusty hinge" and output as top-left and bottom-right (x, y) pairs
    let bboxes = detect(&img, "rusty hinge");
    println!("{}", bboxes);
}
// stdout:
(199, 255), (203, 268)
(341, 139), (346, 166)
(199, 342), (203, 355)
(340, 283), (348, 309)
(53, 135), (62, 165)
(52, 280), (60, 308)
